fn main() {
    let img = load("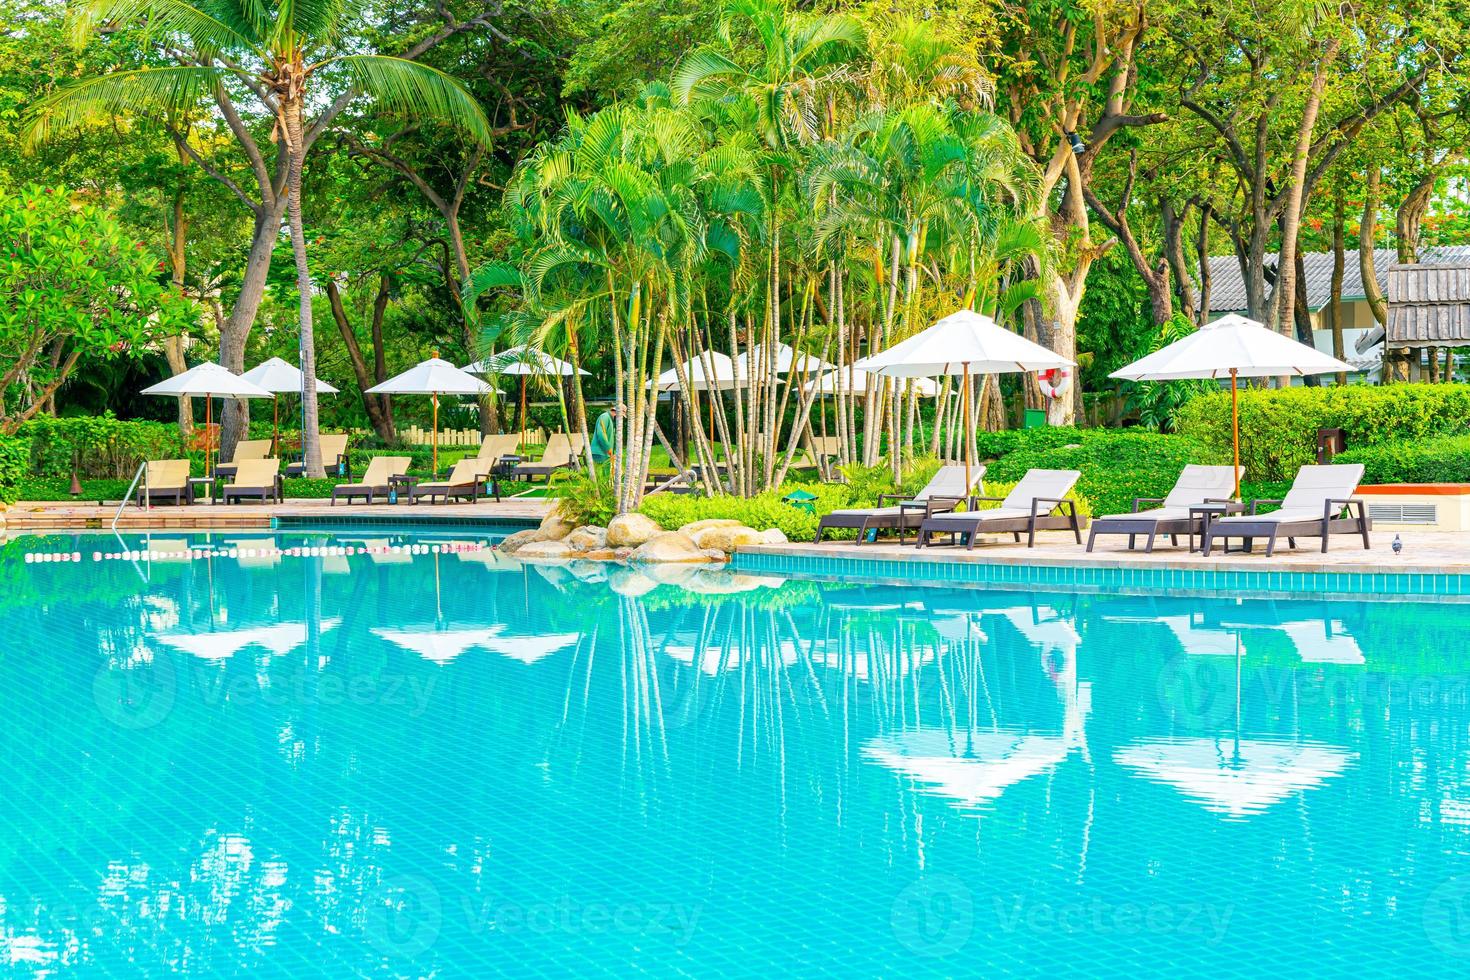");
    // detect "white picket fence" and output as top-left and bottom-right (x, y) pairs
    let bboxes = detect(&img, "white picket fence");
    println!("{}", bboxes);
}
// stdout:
(394, 426), (548, 447)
